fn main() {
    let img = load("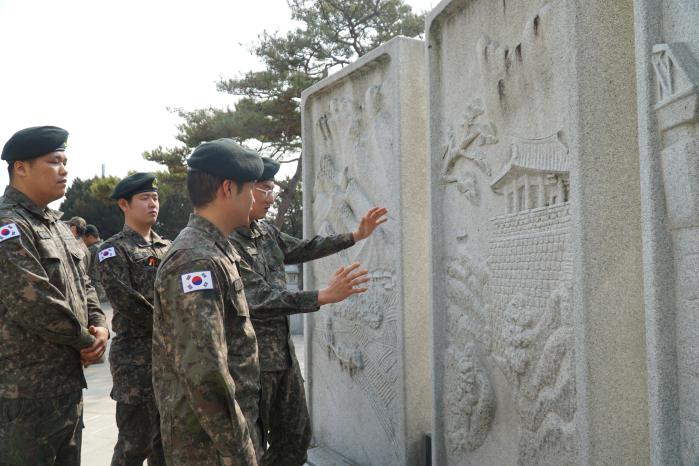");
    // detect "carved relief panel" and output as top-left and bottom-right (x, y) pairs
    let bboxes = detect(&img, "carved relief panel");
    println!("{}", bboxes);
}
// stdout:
(428, 1), (580, 464)
(302, 37), (429, 466)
